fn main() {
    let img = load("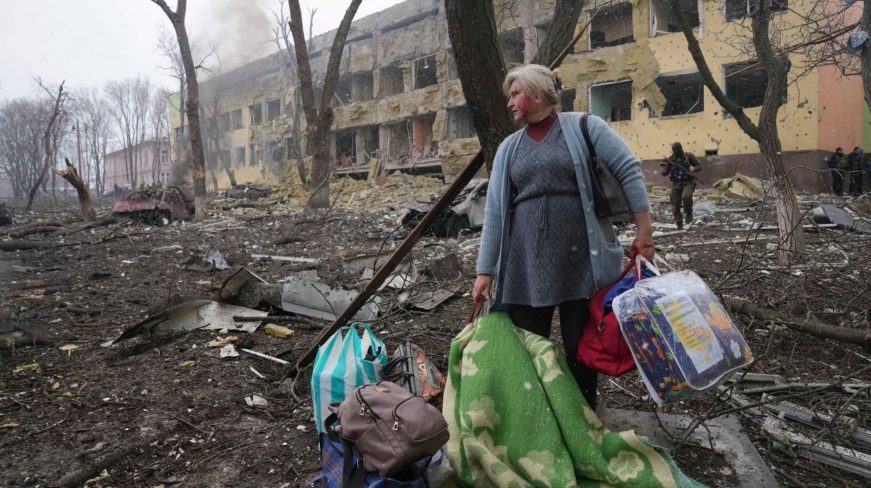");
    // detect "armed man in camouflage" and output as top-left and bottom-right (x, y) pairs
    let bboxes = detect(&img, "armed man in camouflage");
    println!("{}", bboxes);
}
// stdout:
(660, 142), (701, 230)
